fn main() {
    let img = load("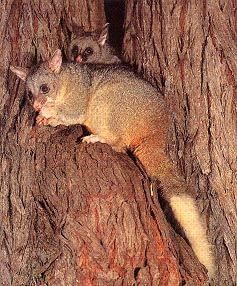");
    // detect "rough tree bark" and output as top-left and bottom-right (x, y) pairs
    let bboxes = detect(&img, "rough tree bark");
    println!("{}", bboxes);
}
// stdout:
(123, 1), (237, 286)
(1, 0), (232, 285)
